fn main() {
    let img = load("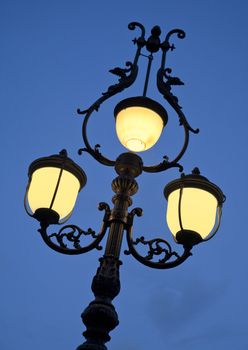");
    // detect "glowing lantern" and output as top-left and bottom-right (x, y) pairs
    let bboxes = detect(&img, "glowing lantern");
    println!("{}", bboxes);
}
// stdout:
(114, 96), (168, 152)
(164, 168), (225, 247)
(25, 150), (87, 224)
